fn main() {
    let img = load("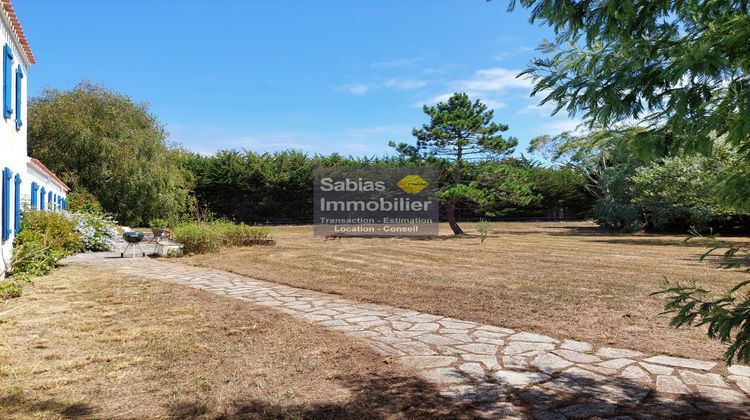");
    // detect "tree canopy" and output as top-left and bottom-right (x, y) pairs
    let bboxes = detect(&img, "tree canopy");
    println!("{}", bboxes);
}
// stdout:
(405, 93), (520, 234)
(28, 82), (192, 225)
(514, 0), (750, 209)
